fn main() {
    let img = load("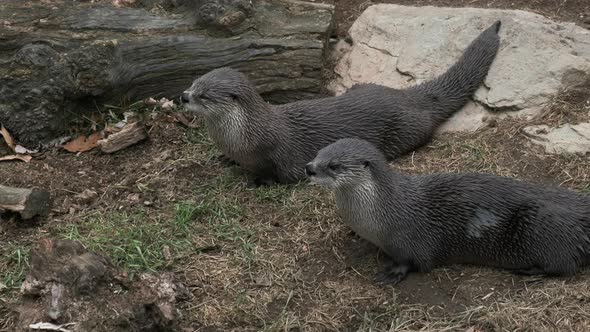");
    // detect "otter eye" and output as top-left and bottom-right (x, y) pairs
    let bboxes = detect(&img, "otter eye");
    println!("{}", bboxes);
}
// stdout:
(199, 94), (210, 100)
(328, 163), (341, 171)
(363, 161), (370, 168)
